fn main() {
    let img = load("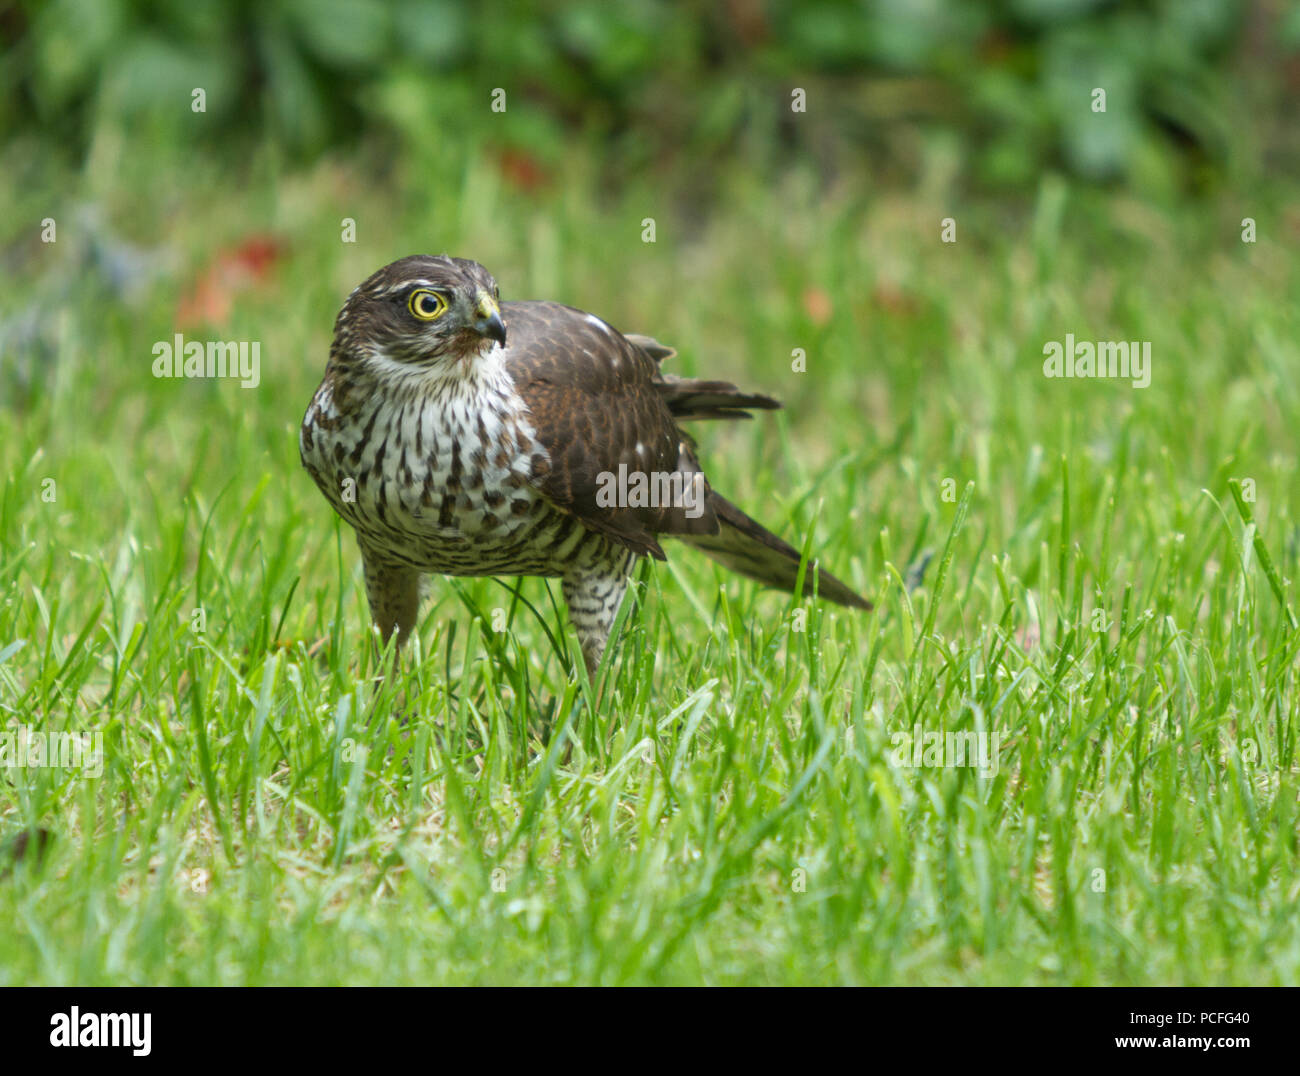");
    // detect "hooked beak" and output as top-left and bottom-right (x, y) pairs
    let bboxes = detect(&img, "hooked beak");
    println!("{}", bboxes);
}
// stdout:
(472, 293), (507, 348)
